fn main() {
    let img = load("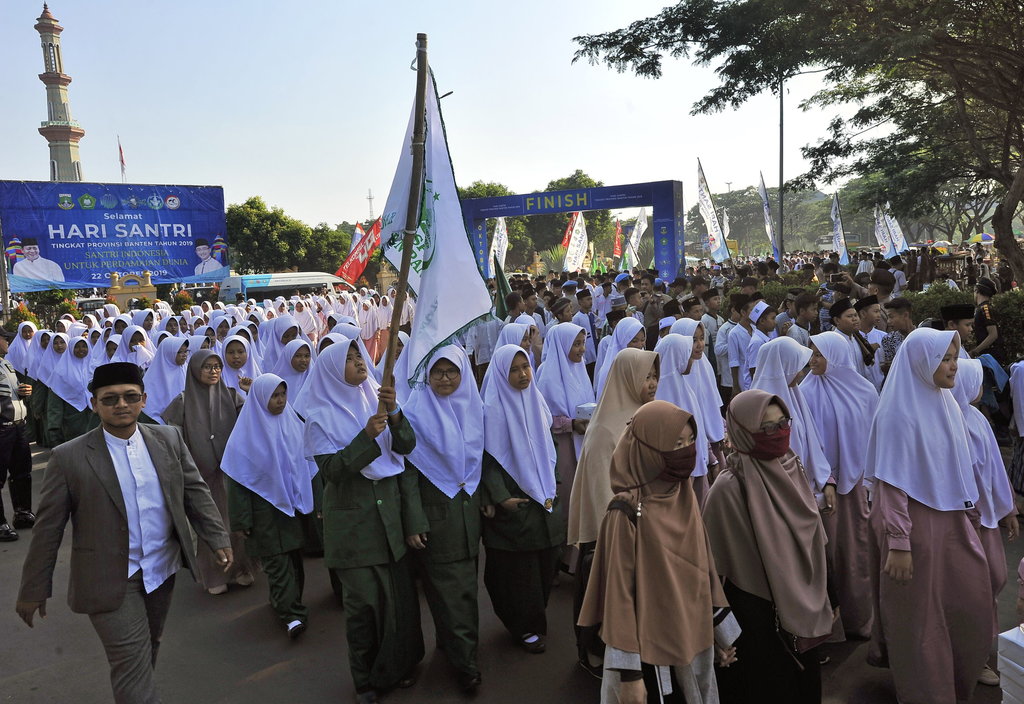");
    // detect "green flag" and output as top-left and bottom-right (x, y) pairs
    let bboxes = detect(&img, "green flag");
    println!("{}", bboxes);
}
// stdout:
(493, 253), (512, 321)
